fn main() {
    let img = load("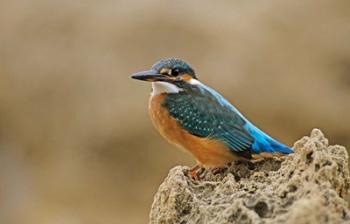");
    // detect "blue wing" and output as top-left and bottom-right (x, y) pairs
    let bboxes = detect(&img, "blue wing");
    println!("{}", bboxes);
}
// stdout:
(162, 83), (293, 159)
